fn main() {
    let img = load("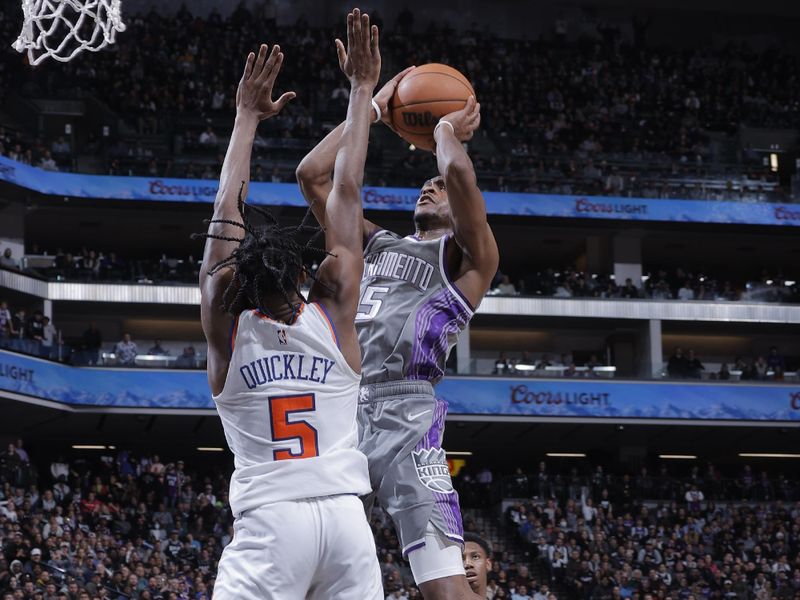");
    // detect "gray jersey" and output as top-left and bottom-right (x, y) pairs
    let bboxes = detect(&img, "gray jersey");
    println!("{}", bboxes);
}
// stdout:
(356, 230), (474, 385)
